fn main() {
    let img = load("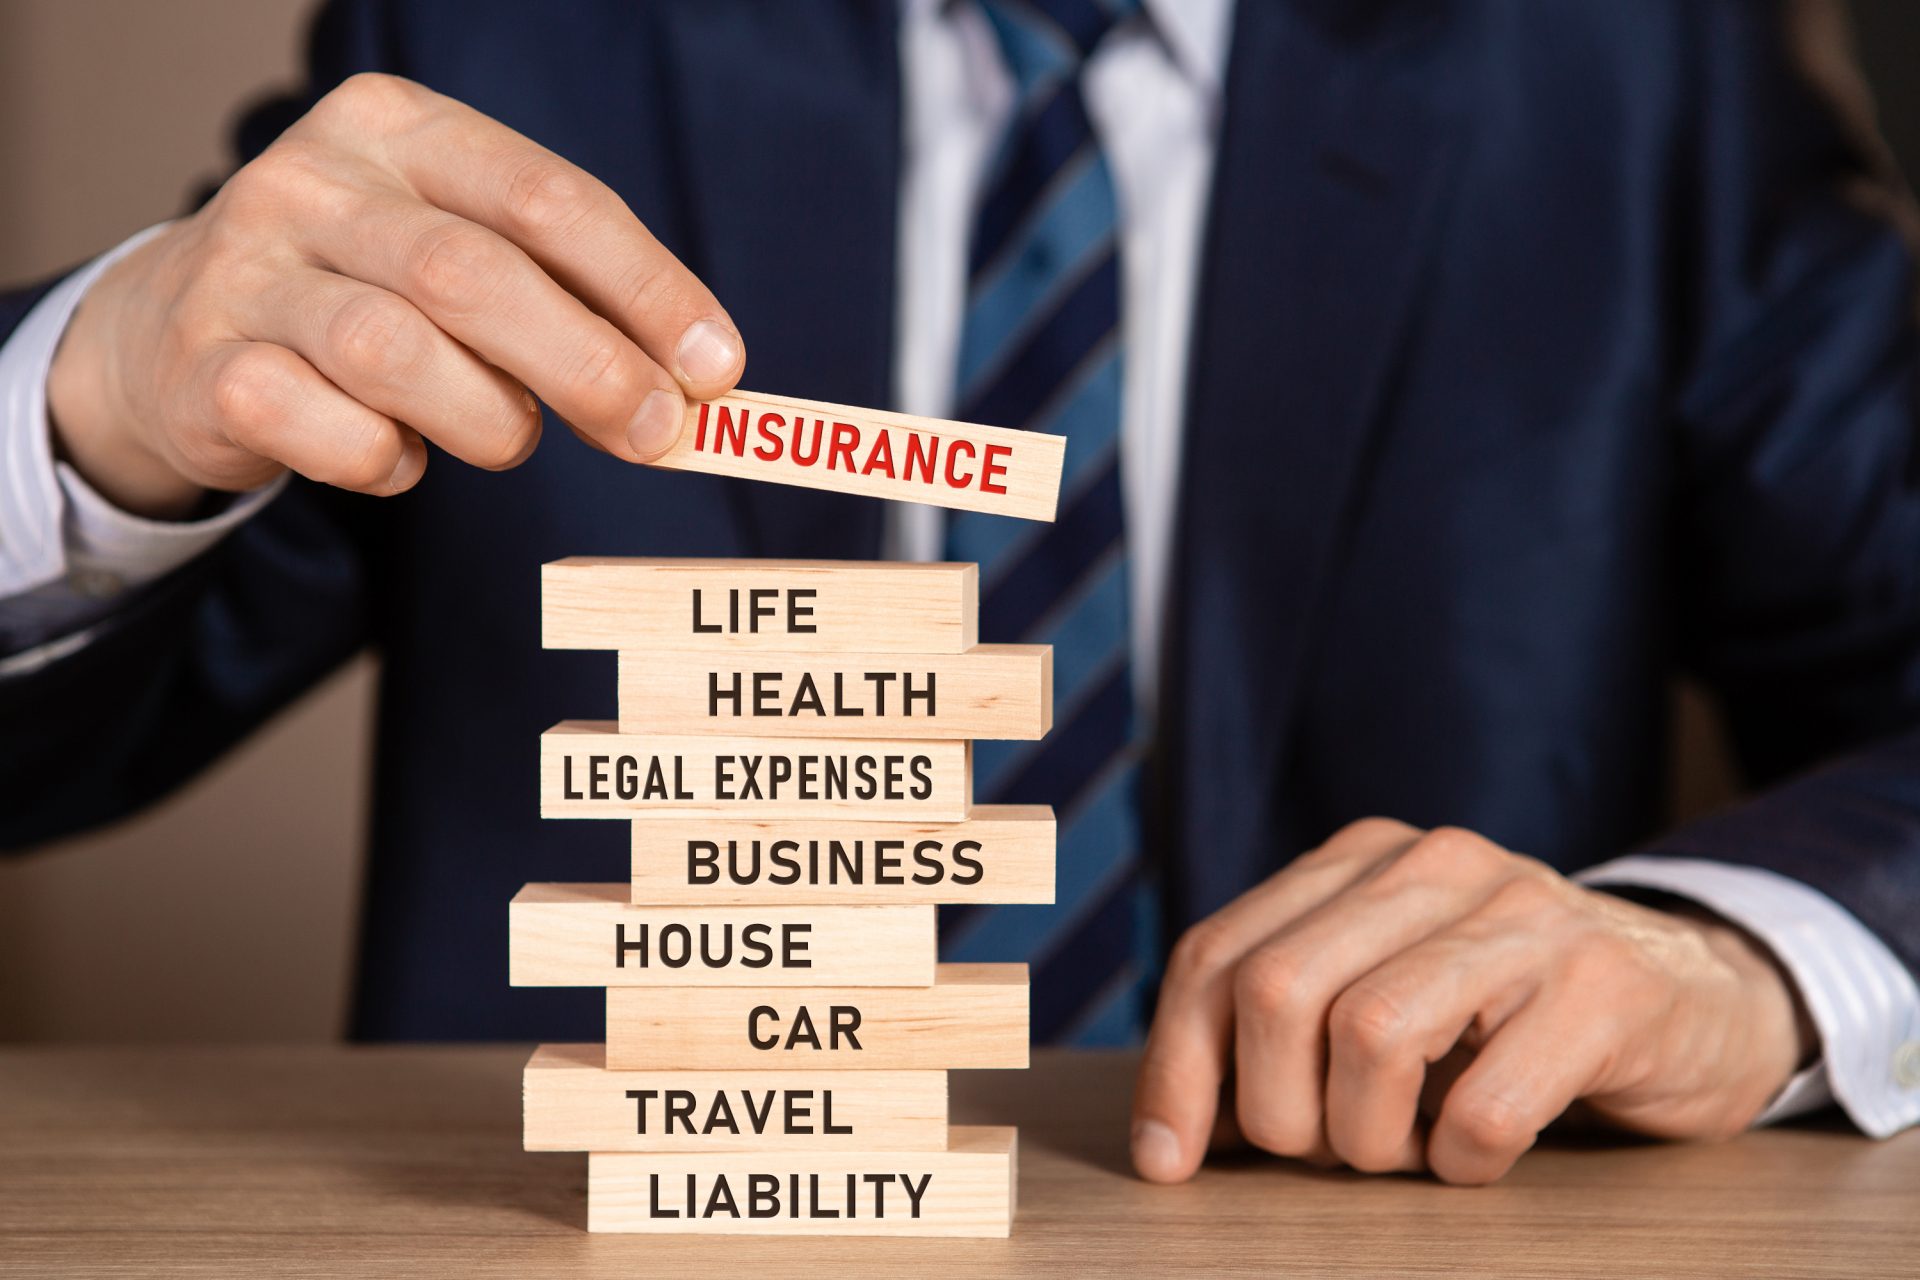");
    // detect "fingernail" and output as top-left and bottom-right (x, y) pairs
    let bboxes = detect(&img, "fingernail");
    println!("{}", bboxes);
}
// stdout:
(675, 318), (741, 386)
(1131, 1119), (1182, 1182)
(387, 438), (426, 492)
(626, 389), (683, 460)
